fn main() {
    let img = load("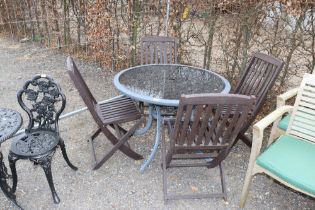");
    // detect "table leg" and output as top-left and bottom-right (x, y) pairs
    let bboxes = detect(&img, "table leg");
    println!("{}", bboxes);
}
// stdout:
(140, 105), (162, 173)
(0, 147), (22, 209)
(134, 105), (153, 136)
